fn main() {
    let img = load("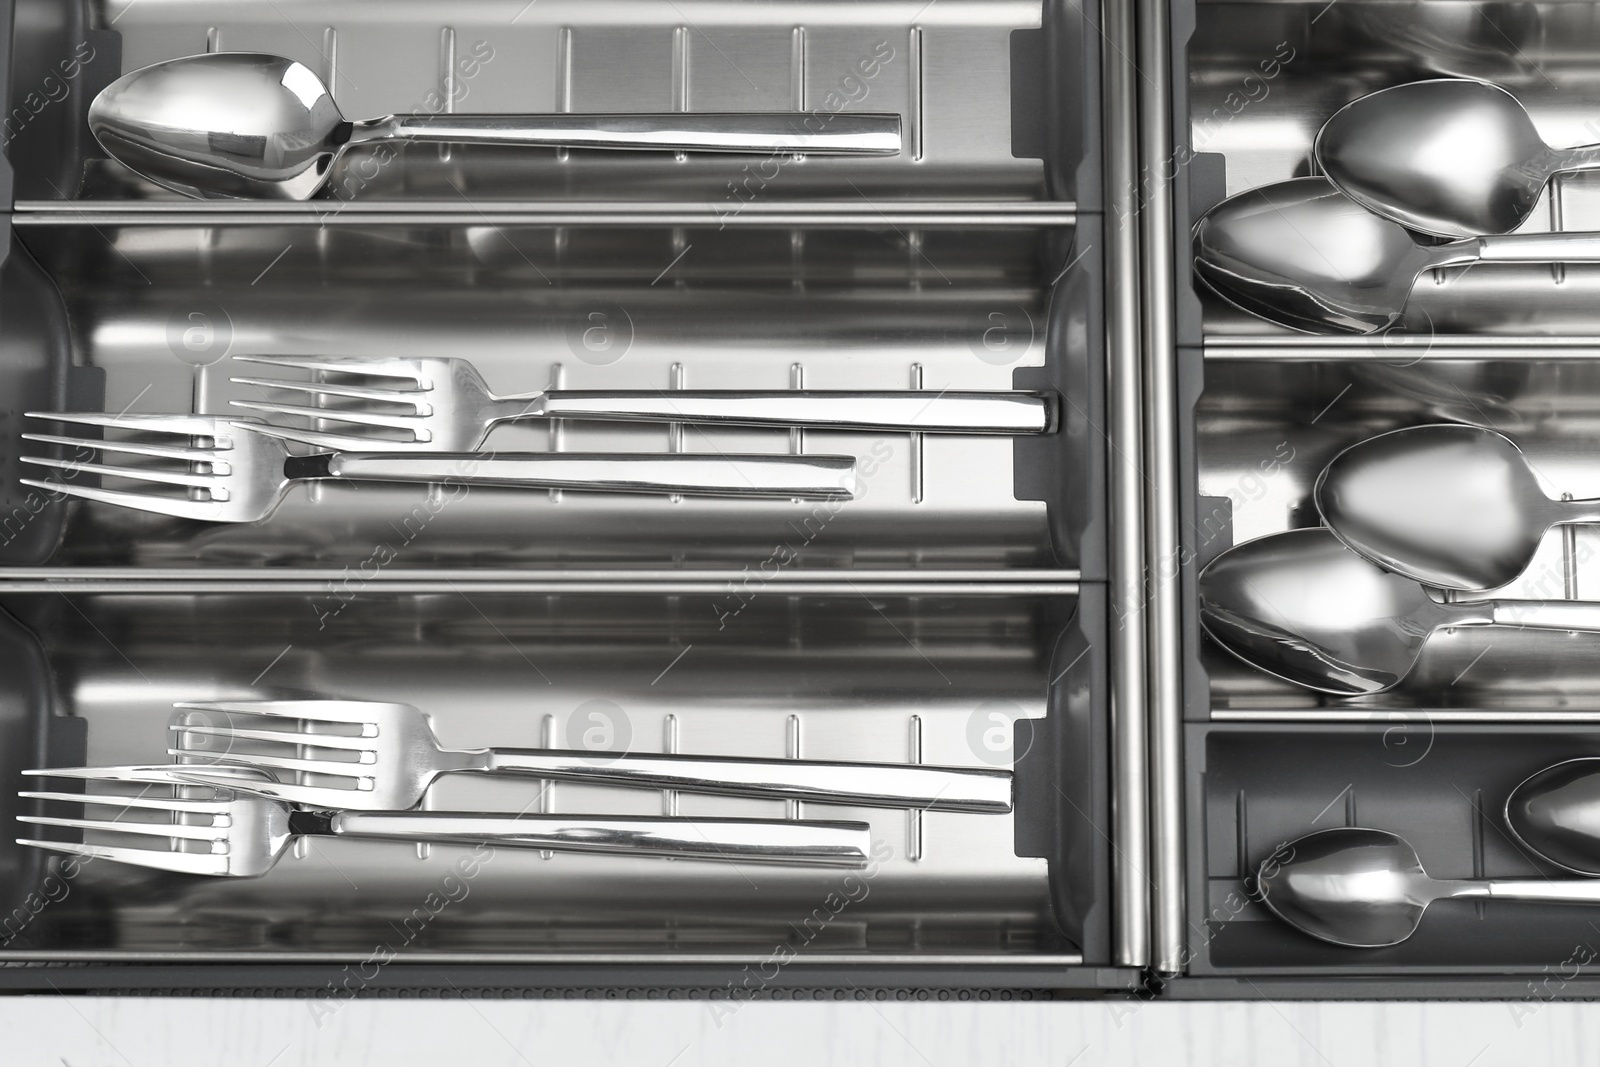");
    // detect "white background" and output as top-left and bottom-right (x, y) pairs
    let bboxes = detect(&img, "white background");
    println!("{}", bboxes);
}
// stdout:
(1, 1000), (1594, 1066)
